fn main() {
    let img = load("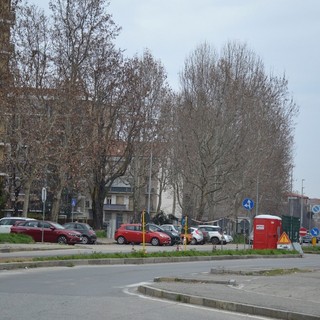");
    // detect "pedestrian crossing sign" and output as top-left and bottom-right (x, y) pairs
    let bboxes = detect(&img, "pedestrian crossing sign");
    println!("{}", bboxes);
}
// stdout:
(277, 232), (291, 244)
